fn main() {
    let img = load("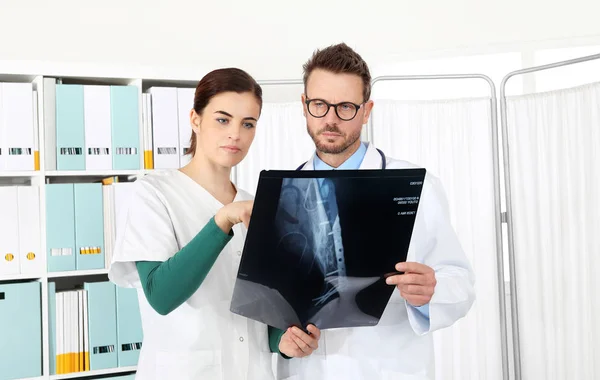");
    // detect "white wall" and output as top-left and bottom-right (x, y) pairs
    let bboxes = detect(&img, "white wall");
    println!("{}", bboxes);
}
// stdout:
(0, 0), (599, 81)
